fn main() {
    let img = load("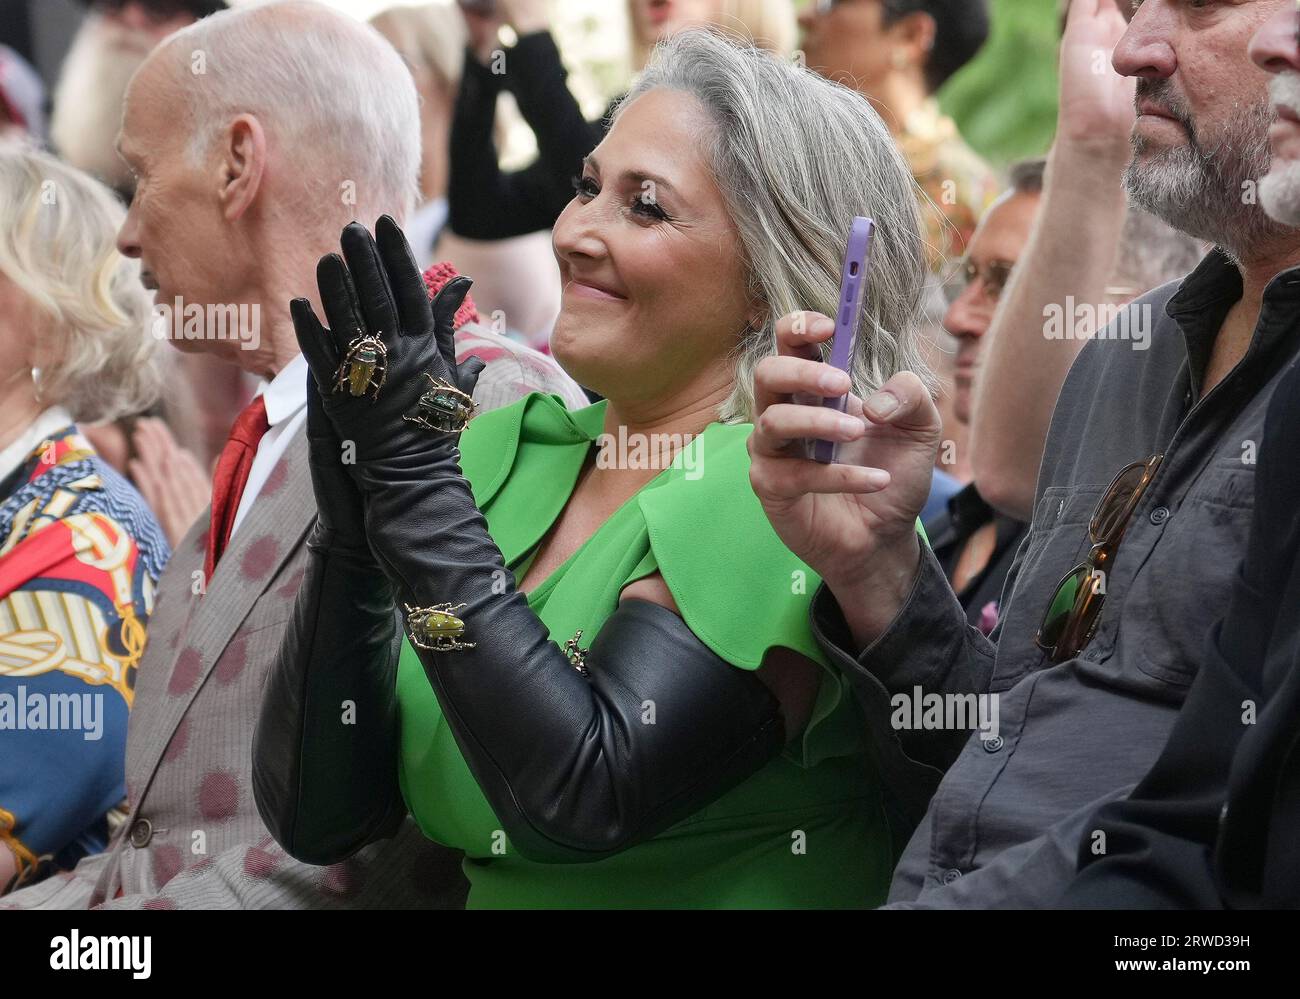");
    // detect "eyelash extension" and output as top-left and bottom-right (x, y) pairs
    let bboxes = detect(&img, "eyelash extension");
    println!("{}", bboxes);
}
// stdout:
(570, 174), (671, 222)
